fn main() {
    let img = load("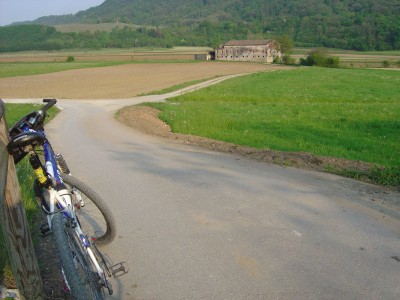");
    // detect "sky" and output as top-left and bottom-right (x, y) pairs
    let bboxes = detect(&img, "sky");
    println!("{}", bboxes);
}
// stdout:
(0, 0), (105, 26)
